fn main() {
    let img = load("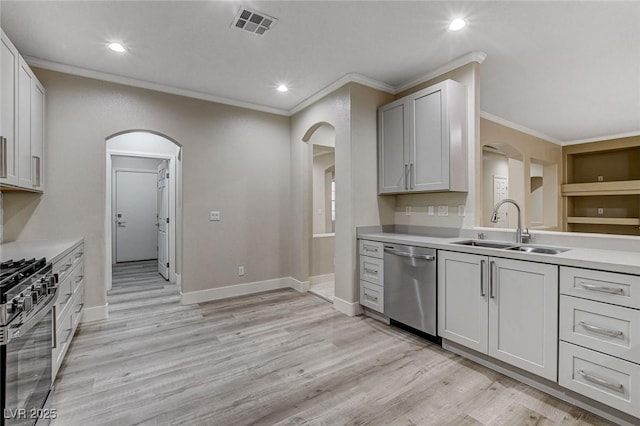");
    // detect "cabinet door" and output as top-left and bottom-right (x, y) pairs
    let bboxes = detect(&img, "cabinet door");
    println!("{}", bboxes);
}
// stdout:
(438, 251), (488, 353)
(17, 58), (32, 188)
(488, 258), (558, 381)
(30, 79), (44, 190)
(410, 88), (448, 191)
(378, 100), (408, 194)
(0, 33), (18, 185)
